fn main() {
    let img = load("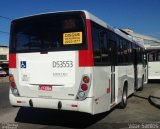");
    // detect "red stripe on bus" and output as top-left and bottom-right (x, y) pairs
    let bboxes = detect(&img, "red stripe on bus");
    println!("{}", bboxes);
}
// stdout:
(79, 19), (94, 67)
(9, 54), (16, 68)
